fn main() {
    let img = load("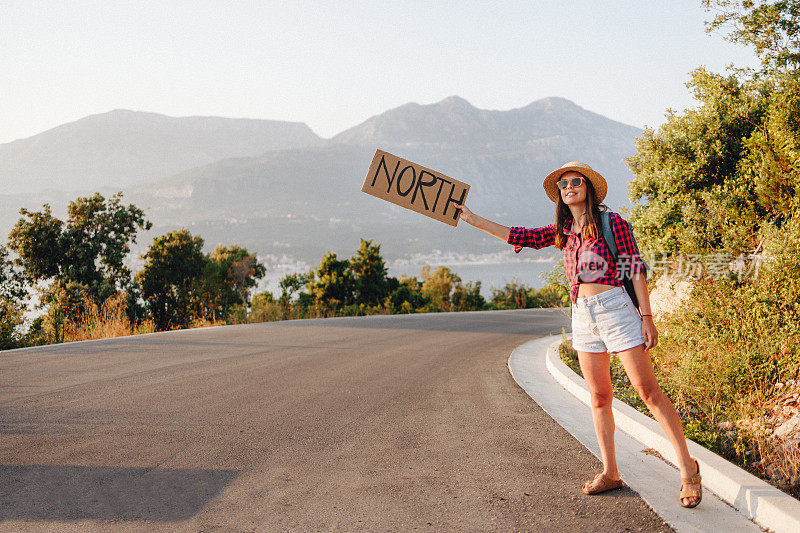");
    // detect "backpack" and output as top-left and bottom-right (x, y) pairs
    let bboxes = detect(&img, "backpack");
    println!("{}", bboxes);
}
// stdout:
(599, 211), (651, 311)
